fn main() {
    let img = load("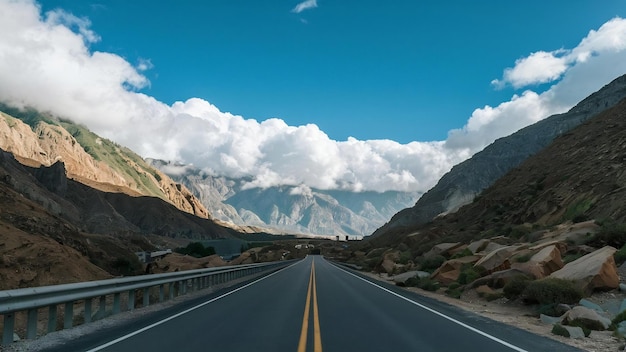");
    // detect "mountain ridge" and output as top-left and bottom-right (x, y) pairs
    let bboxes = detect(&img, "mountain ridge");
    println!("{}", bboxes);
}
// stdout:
(372, 73), (626, 238)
